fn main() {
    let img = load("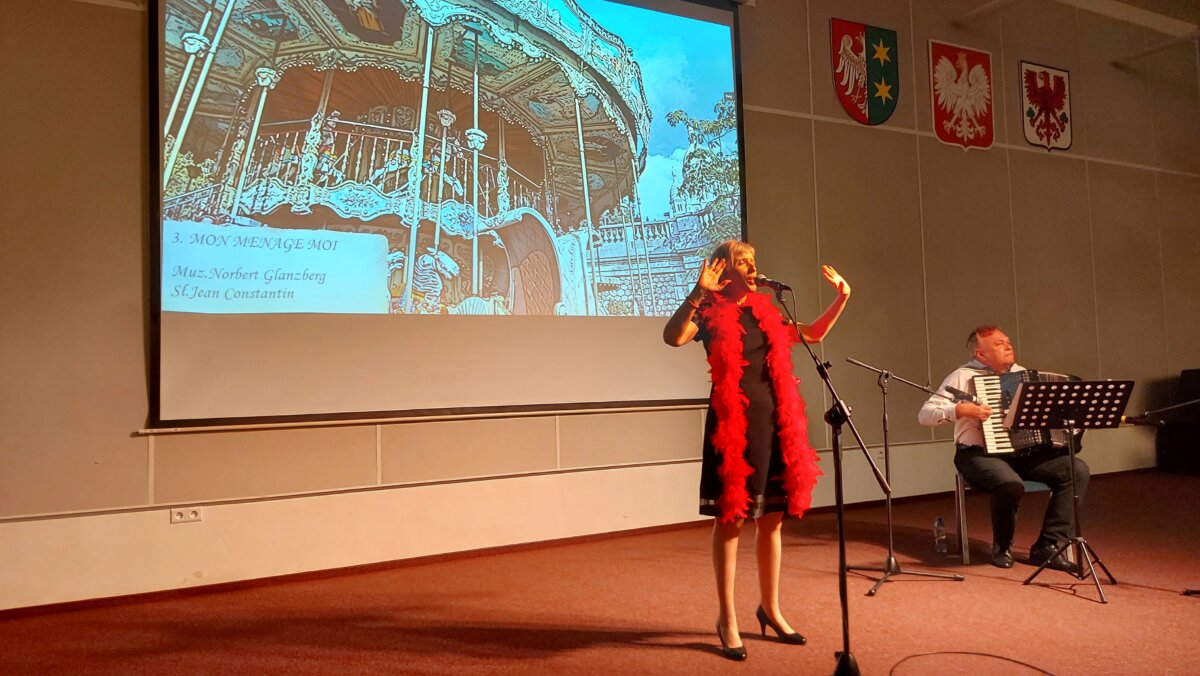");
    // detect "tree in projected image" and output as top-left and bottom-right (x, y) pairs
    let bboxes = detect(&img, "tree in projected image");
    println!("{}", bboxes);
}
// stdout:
(666, 93), (742, 256)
